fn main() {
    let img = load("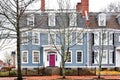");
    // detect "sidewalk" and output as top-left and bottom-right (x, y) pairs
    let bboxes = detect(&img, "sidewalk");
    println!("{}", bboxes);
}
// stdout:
(0, 75), (120, 80)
